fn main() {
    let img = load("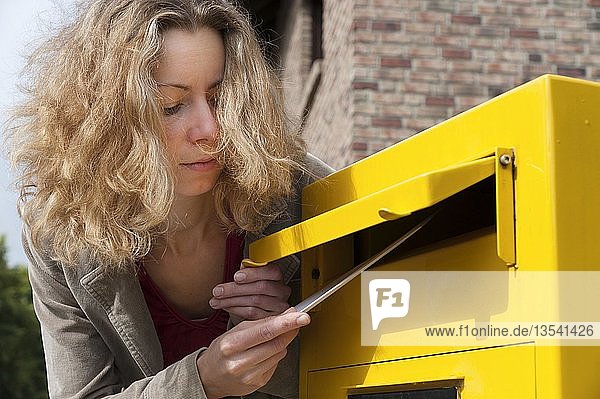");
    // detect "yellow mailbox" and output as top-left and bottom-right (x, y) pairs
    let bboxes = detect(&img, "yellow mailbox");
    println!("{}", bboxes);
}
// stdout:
(248, 75), (600, 398)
